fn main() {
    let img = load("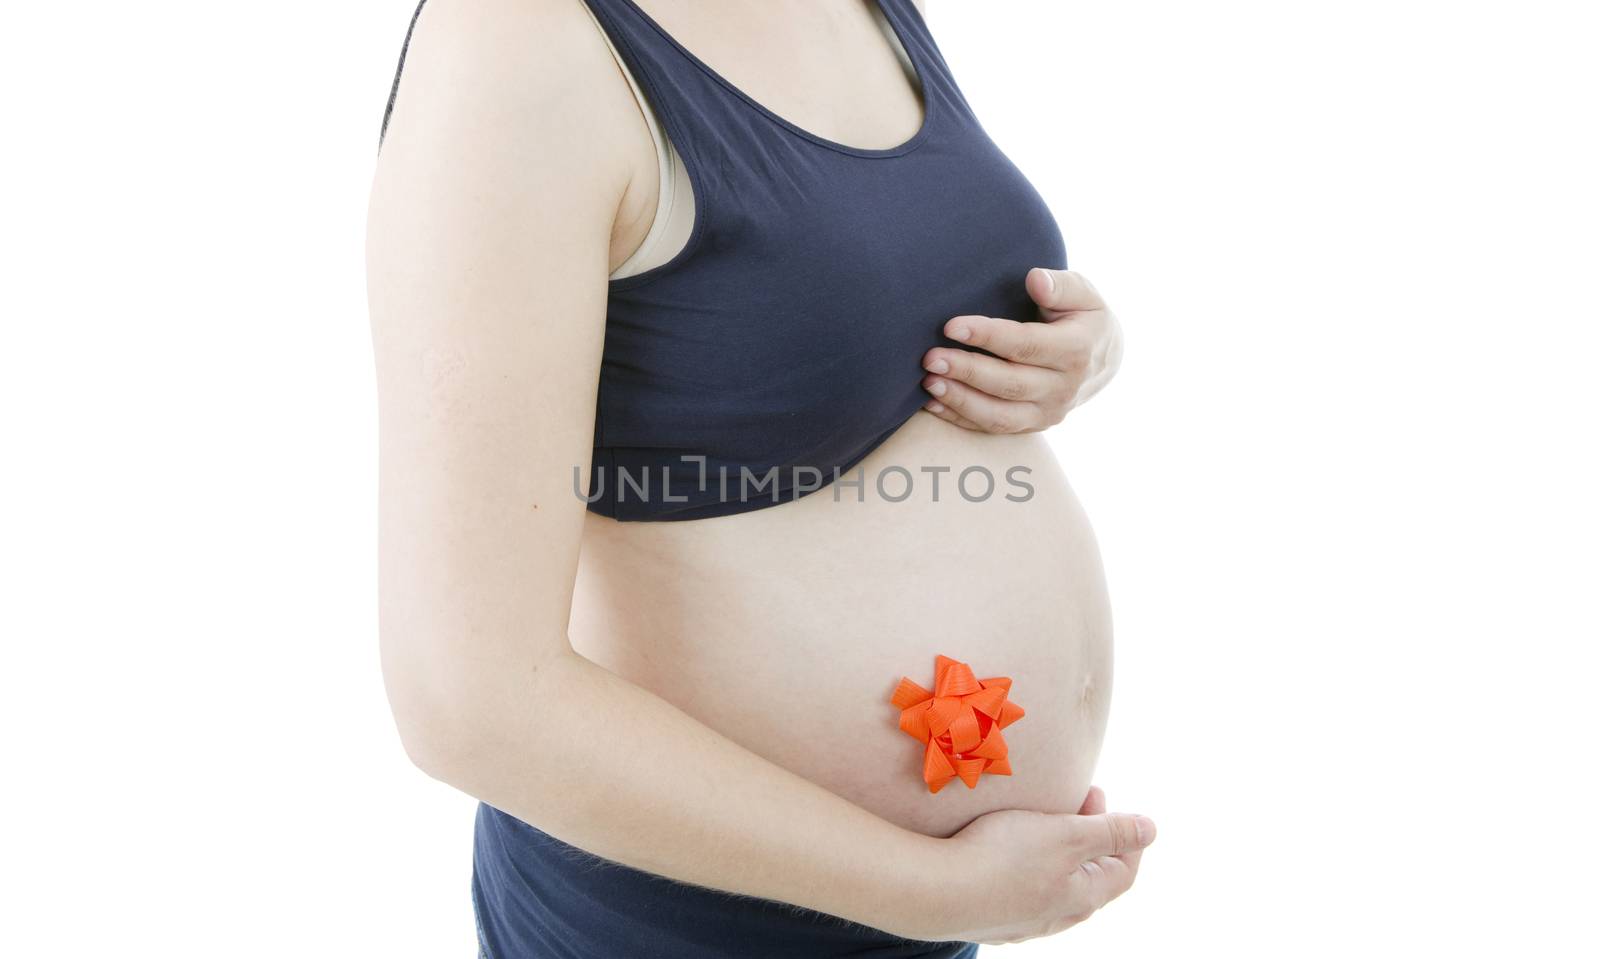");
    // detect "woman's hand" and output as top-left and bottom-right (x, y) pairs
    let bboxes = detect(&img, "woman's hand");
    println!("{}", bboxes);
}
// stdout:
(904, 786), (1156, 945)
(921, 268), (1123, 433)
